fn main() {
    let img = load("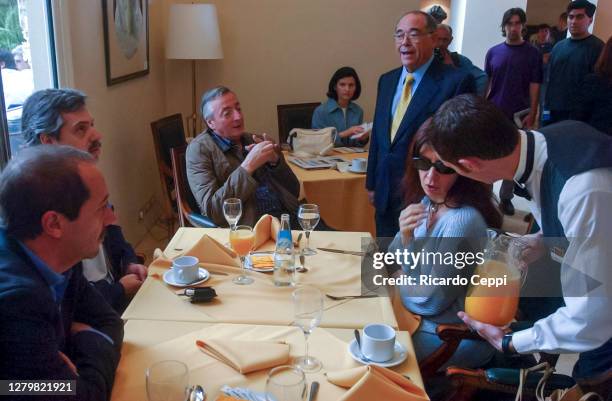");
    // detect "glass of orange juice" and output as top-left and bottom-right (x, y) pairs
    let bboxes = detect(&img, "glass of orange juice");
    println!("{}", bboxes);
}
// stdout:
(464, 231), (524, 326)
(230, 225), (255, 285)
